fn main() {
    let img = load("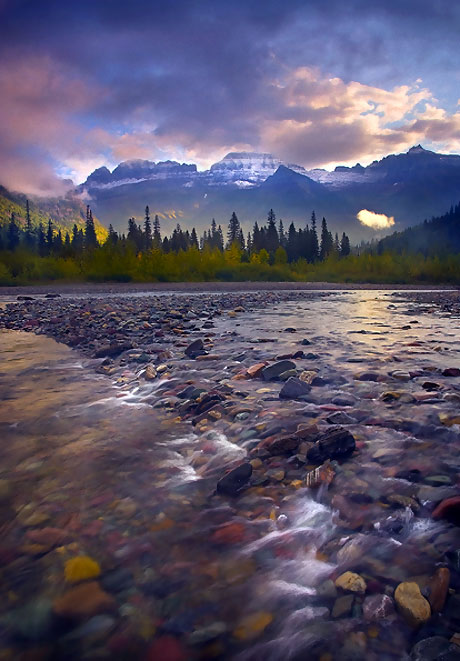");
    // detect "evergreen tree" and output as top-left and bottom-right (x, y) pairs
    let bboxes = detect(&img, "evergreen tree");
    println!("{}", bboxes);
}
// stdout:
(153, 214), (162, 248)
(37, 223), (47, 256)
(287, 222), (297, 261)
(278, 219), (286, 247)
(252, 222), (261, 252)
(24, 200), (35, 250)
(144, 205), (152, 249)
(309, 212), (319, 261)
(108, 224), (118, 245)
(85, 206), (98, 249)
(266, 209), (279, 253)
(46, 219), (54, 252)
(190, 227), (199, 249)
(54, 229), (63, 253)
(217, 225), (224, 252)
(340, 232), (351, 256)
(227, 212), (241, 247)
(7, 213), (20, 251)
(246, 231), (252, 254)
(320, 217), (334, 260)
